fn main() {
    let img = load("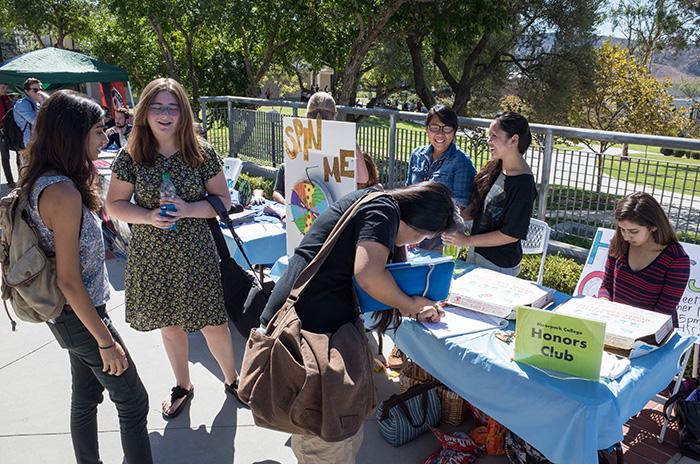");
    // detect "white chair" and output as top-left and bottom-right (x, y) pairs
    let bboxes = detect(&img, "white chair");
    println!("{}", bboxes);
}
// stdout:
(522, 218), (551, 286)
